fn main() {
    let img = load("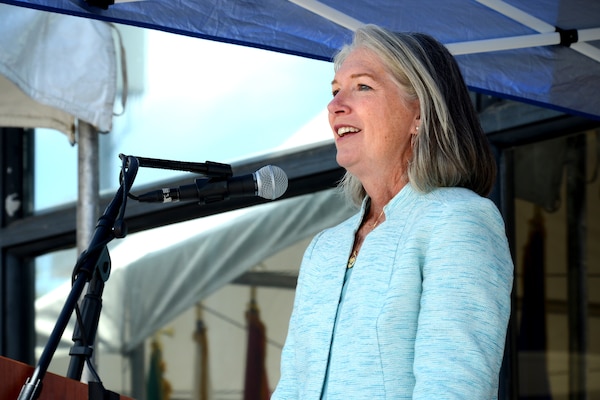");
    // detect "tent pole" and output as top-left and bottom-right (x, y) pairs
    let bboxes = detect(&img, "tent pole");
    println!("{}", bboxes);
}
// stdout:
(446, 28), (600, 62)
(476, 0), (555, 32)
(472, 0), (600, 62)
(77, 121), (100, 253)
(129, 344), (146, 400)
(76, 120), (100, 382)
(287, 0), (363, 31)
